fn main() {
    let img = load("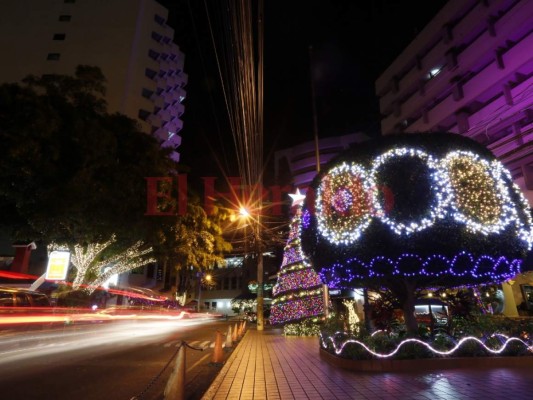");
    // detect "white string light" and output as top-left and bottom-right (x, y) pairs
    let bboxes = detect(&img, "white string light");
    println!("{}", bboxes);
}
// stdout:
(320, 331), (533, 358)
(313, 148), (532, 249)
